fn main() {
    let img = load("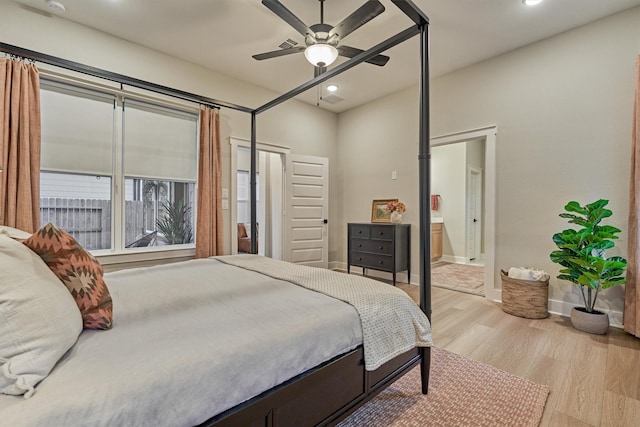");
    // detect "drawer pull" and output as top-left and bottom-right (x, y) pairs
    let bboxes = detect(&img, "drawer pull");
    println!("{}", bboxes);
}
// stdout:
(379, 246), (384, 249)
(379, 232), (384, 235)
(358, 230), (362, 234)
(379, 261), (384, 264)
(358, 258), (362, 261)
(358, 244), (362, 247)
